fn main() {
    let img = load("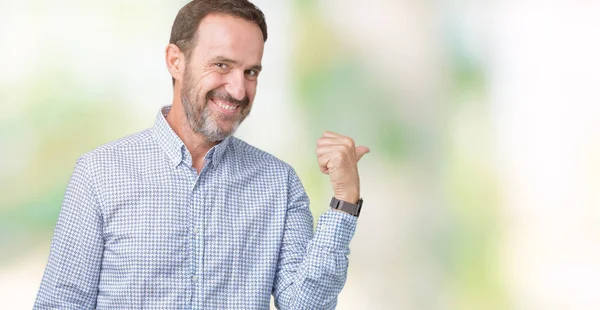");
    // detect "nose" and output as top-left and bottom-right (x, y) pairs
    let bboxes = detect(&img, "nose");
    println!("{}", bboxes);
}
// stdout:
(224, 71), (246, 101)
